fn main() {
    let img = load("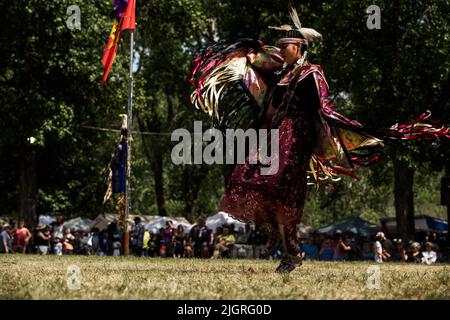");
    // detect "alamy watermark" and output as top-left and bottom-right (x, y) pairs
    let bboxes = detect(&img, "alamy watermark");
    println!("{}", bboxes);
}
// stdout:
(366, 265), (381, 289)
(171, 121), (280, 175)
(66, 5), (81, 31)
(67, 264), (81, 290)
(366, 5), (381, 29)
